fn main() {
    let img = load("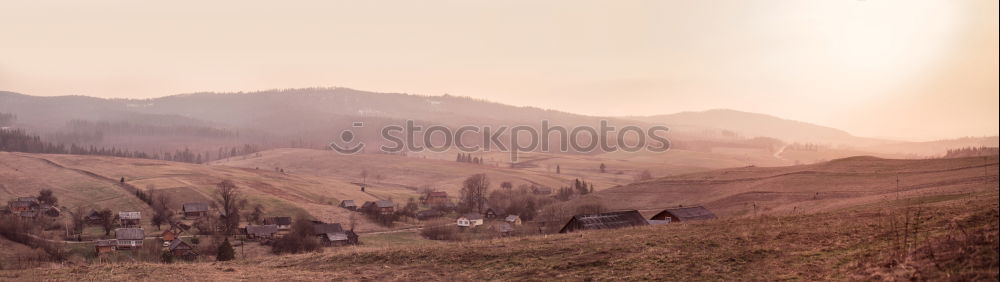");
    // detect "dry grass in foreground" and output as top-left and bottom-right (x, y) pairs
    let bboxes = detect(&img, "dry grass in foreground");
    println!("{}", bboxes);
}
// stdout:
(2, 185), (996, 281)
